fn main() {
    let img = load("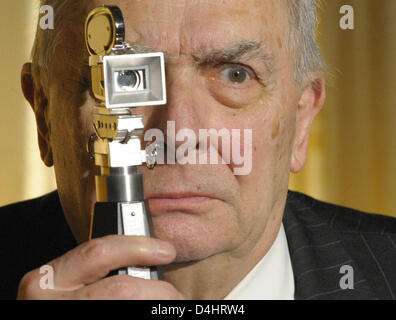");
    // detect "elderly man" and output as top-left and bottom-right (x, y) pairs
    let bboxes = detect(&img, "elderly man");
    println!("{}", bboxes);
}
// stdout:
(1, 0), (396, 300)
